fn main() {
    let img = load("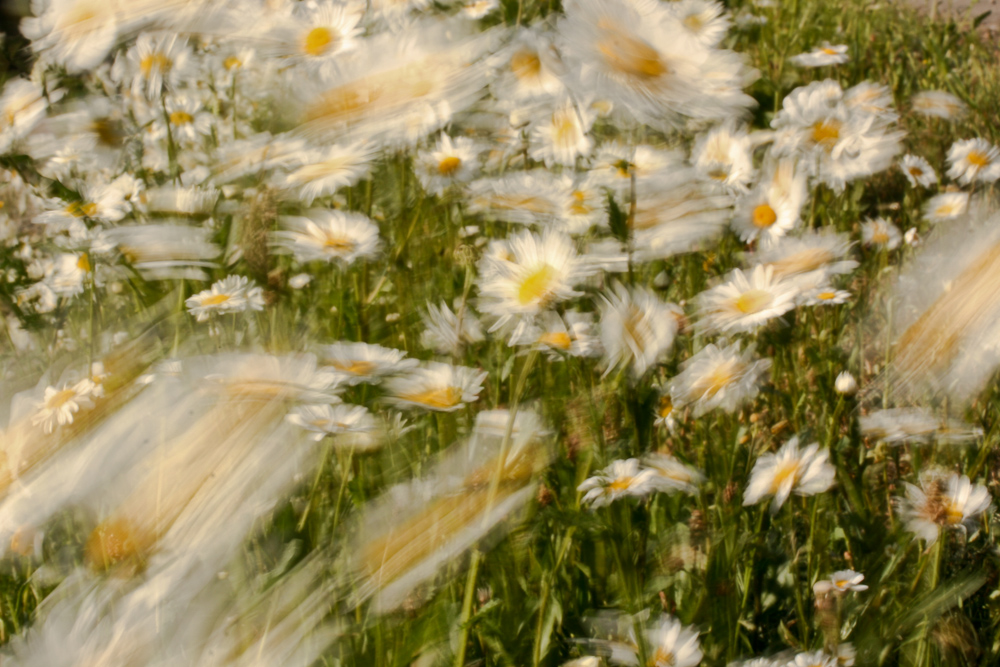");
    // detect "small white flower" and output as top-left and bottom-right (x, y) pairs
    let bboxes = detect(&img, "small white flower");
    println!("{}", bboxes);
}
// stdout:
(743, 436), (836, 512)
(860, 217), (901, 250)
(32, 379), (97, 434)
(670, 341), (771, 416)
(642, 453), (703, 495)
(287, 403), (376, 442)
(904, 227), (920, 247)
(318, 342), (418, 385)
(383, 362), (487, 412)
(696, 265), (799, 335)
(828, 570), (868, 592)
(289, 273), (312, 289)
(186, 275), (265, 322)
(273, 209), (381, 265)
(789, 43), (849, 68)
(899, 154), (937, 188)
(834, 371), (857, 395)
(577, 459), (659, 508)
(599, 283), (681, 378)
(947, 138), (1000, 185)
(911, 90), (966, 120)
